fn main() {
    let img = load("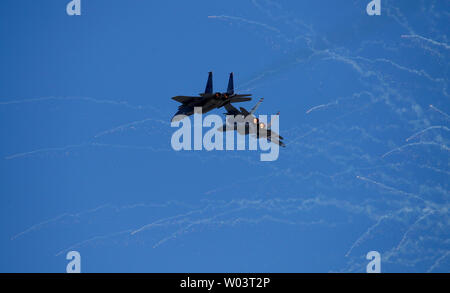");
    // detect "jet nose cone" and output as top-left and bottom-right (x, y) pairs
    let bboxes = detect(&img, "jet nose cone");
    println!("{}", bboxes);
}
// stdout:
(171, 113), (187, 123)
(171, 115), (182, 123)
